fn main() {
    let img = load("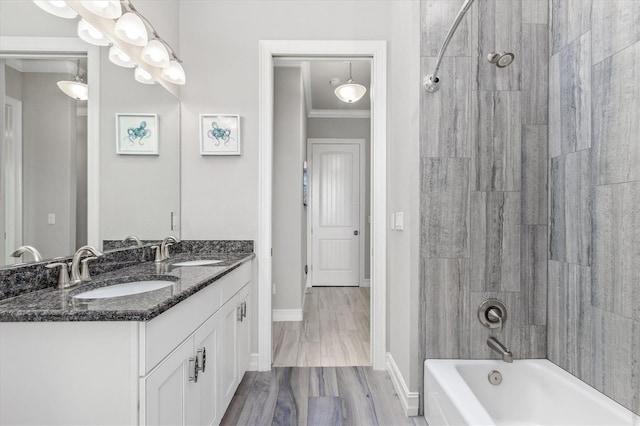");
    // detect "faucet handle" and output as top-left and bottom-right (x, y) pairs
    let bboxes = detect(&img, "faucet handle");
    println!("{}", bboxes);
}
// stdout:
(487, 308), (503, 332)
(46, 262), (71, 289)
(151, 245), (162, 263)
(80, 256), (98, 281)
